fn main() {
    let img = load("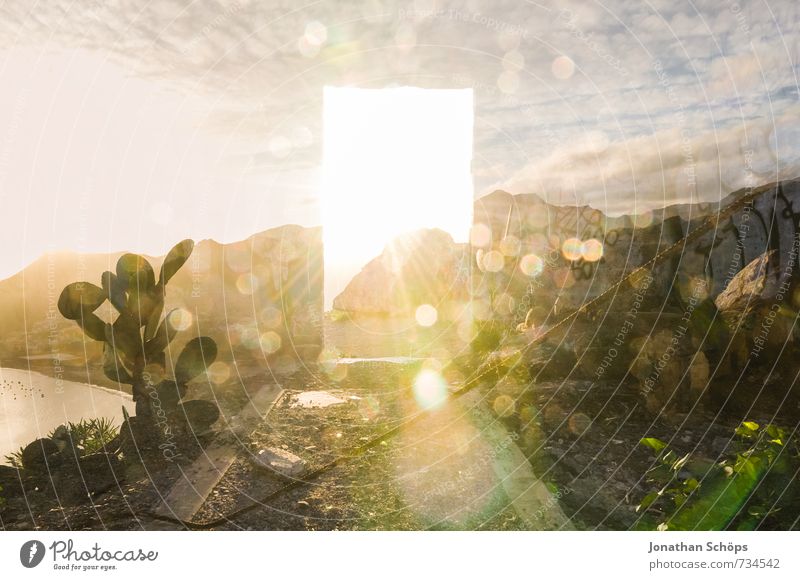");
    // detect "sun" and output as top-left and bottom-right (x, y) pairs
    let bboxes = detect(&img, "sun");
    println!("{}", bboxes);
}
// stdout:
(322, 87), (474, 307)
